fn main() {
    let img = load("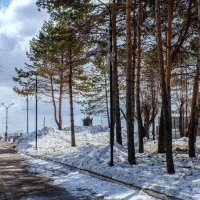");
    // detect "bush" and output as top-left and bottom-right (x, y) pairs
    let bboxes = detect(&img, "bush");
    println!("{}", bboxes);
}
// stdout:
(82, 117), (93, 126)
